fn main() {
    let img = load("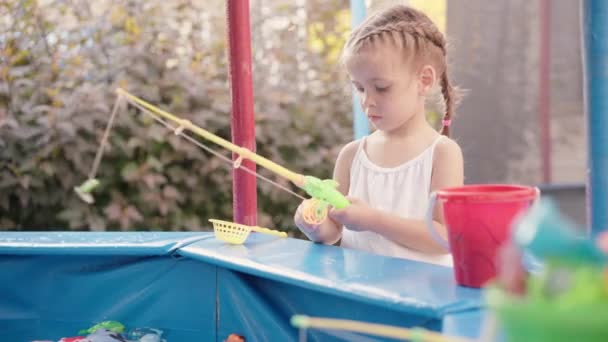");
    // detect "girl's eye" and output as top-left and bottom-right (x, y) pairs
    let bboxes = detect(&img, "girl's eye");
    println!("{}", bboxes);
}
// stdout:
(354, 86), (364, 93)
(376, 86), (390, 93)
